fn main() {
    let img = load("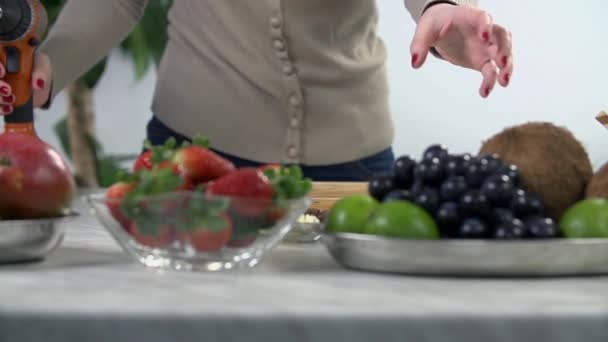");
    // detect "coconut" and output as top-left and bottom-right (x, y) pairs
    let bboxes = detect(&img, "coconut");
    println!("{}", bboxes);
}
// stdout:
(587, 162), (608, 198)
(478, 122), (593, 220)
